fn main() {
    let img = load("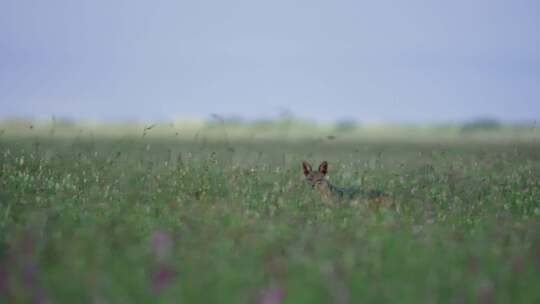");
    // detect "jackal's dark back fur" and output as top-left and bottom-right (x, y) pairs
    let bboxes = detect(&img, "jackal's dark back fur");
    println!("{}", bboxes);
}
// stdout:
(302, 161), (391, 206)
